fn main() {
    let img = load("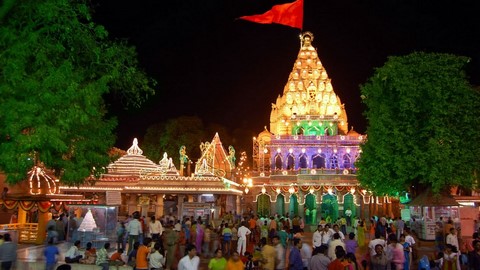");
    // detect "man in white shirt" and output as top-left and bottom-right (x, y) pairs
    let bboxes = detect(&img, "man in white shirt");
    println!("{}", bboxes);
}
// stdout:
(332, 224), (345, 241)
(149, 216), (164, 242)
(446, 227), (459, 251)
(64, 240), (82, 263)
(321, 225), (332, 246)
(126, 212), (143, 254)
(149, 242), (166, 270)
(312, 225), (324, 248)
(178, 244), (200, 270)
(237, 221), (252, 256)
